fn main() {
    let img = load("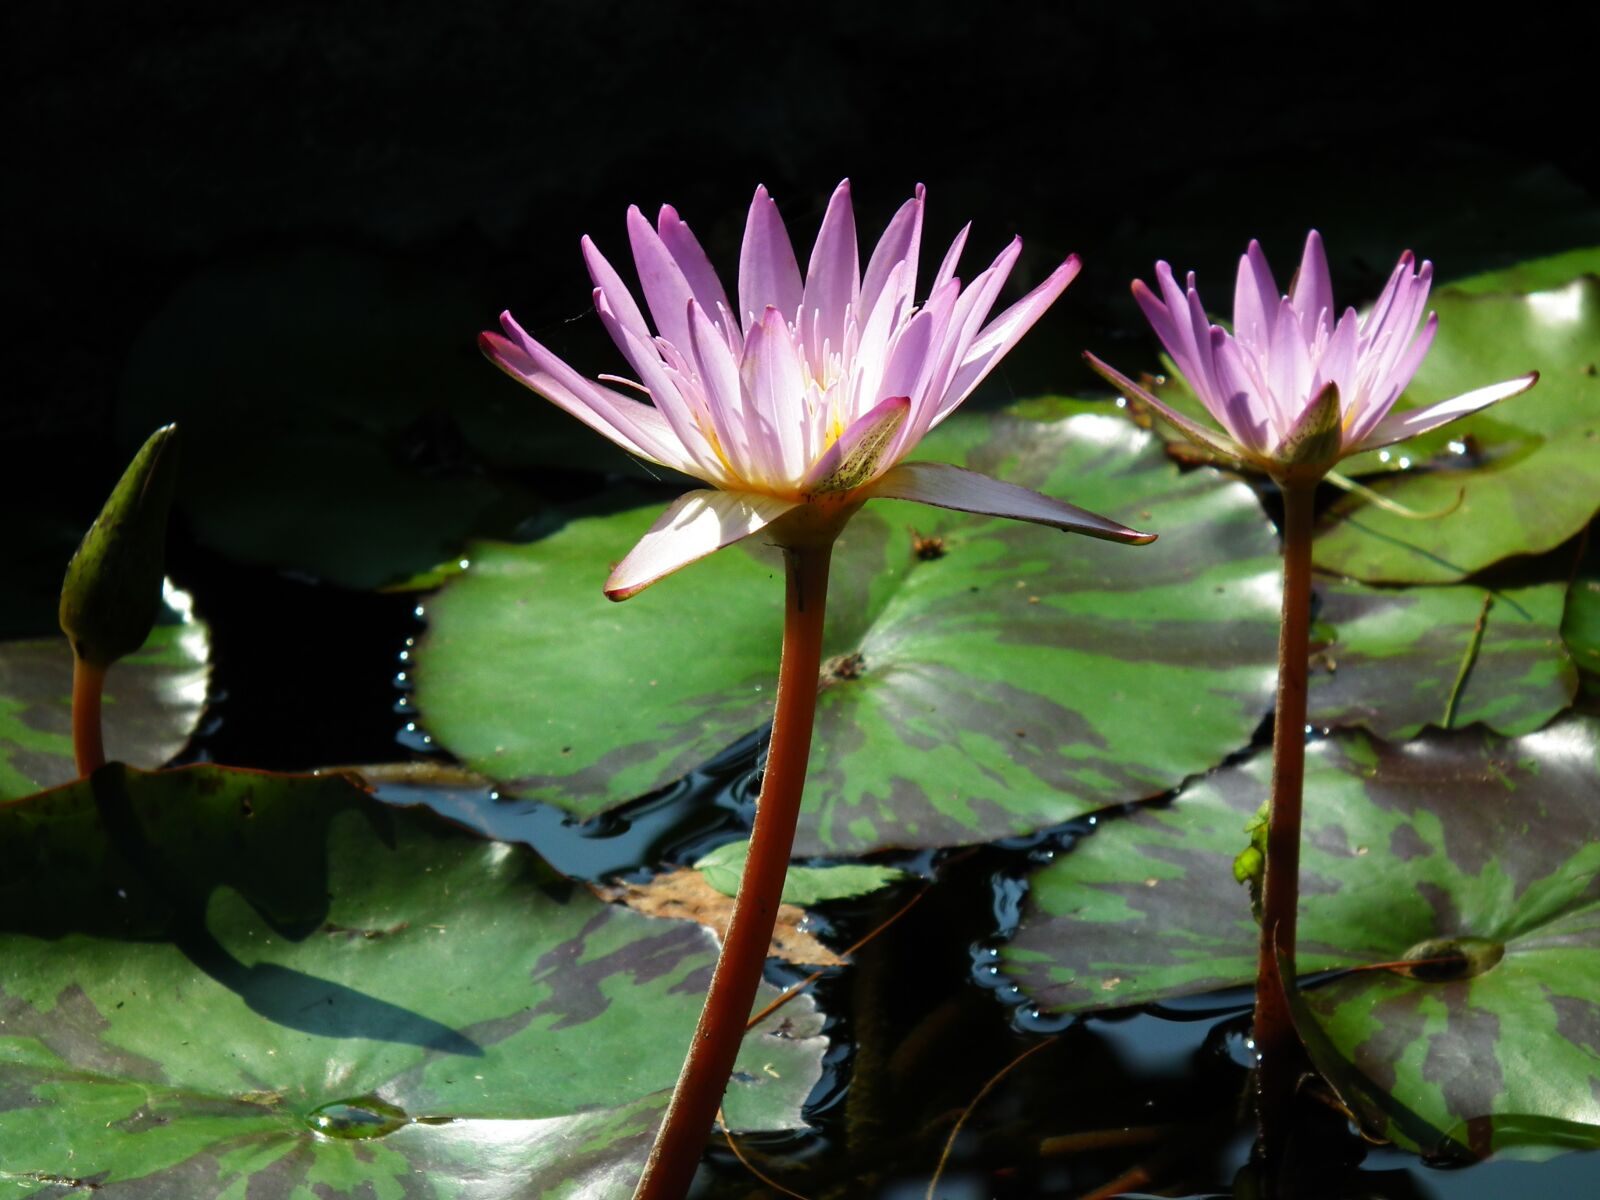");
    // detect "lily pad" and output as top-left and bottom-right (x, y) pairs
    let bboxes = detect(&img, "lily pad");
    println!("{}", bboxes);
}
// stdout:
(1564, 537), (1600, 691)
(0, 583), (209, 800)
(1313, 280), (1600, 583)
(116, 250), (561, 590)
(415, 408), (1282, 856)
(0, 764), (824, 1195)
(1005, 717), (1600, 1156)
(1445, 247), (1600, 295)
(695, 839), (906, 907)
(1309, 578), (1576, 738)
